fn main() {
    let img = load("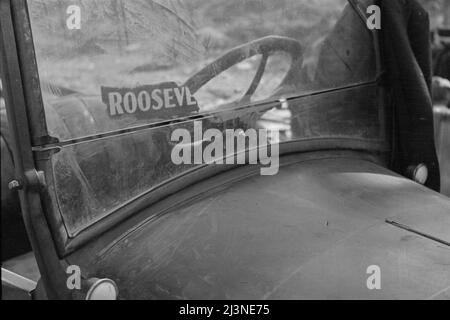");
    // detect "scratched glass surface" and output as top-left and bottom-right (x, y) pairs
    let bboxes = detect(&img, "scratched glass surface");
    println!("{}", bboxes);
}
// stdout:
(49, 85), (382, 236)
(26, 0), (384, 233)
(28, 0), (378, 138)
